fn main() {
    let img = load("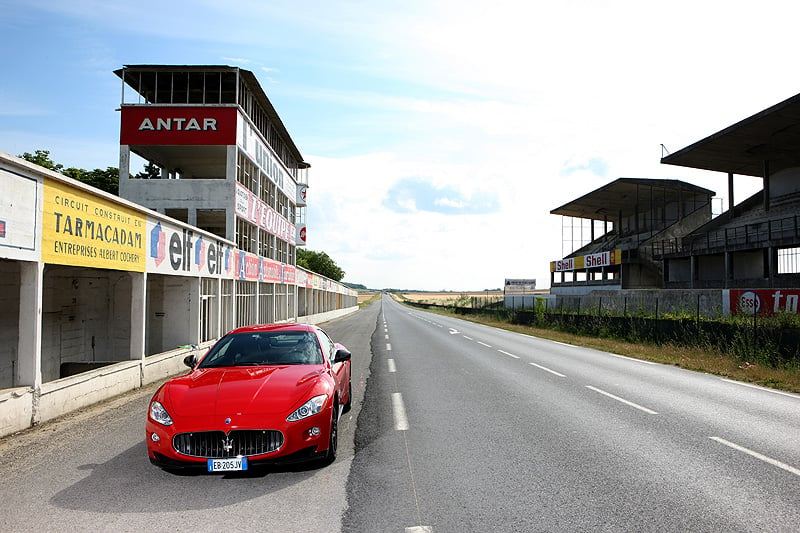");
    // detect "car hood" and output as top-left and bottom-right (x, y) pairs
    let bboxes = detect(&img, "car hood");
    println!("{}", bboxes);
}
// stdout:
(165, 365), (325, 417)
